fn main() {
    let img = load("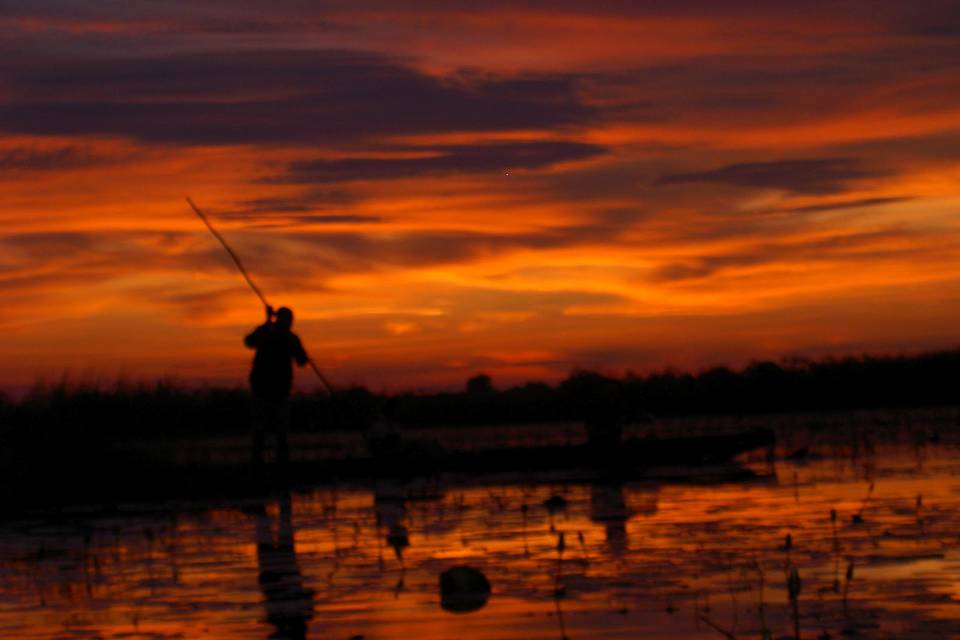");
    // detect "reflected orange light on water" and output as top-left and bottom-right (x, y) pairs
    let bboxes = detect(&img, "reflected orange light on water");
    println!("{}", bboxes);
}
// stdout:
(5, 415), (960, 638)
